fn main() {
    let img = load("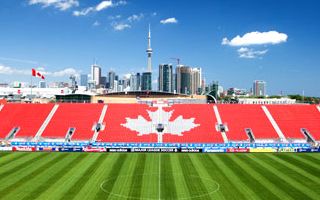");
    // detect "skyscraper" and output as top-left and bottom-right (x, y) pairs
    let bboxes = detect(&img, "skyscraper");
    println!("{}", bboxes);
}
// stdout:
(108, 71), (116, 90)
(176, 65), (192, 94)
(91, 64), (101, 87)
(142, 72), (152, 91)
(191, 67), (202, 94)
(80, 74), (88, 87)
(158, 64), (173, 92)
(253, 80), (266, 96)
